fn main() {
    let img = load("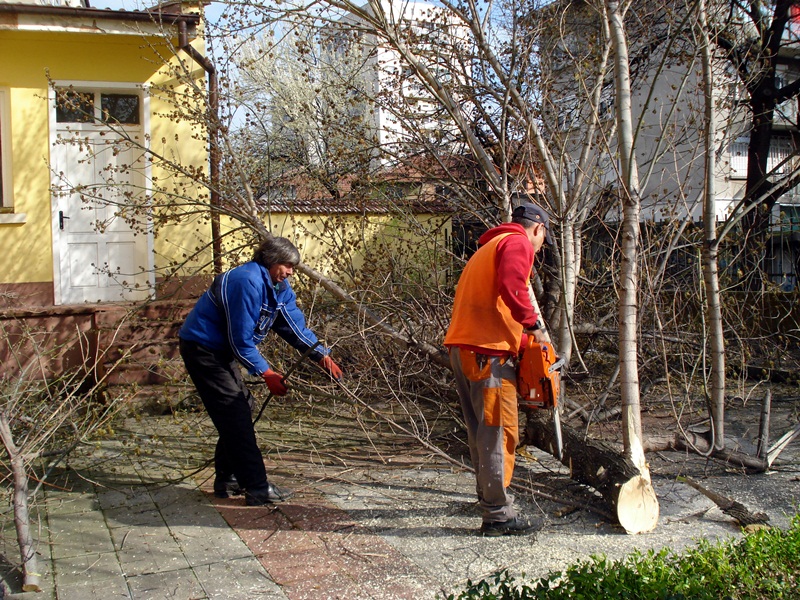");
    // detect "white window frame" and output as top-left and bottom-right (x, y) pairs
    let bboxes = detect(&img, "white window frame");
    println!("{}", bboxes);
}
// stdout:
(0, 87), (25, 224)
